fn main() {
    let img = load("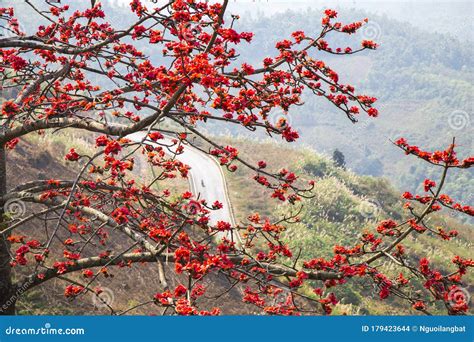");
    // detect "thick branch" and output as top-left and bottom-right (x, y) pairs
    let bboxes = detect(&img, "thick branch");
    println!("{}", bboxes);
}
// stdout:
(17, 251), (342, 293)
(0, 114), (161, 144)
